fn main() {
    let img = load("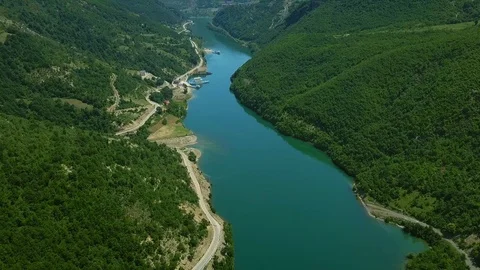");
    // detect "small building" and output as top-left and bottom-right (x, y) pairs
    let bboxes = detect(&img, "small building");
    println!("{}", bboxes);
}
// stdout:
(164, 100), (170, 106)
